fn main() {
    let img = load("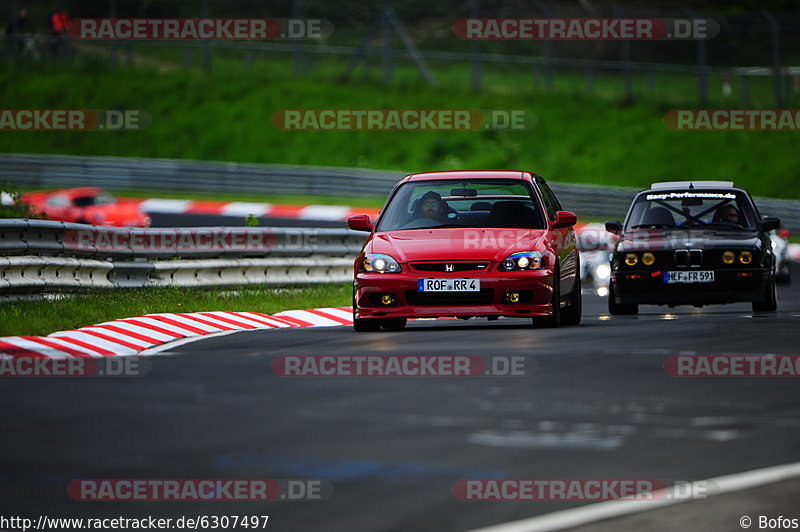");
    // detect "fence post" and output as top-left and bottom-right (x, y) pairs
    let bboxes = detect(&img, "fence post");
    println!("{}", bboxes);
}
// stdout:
(108, 0), (117, 67)
(762, 10), (781, 107)
(469, 0), (481, 92)
(201, 0), (211, 73)
(292, 0), (303, 77)
(382, 1), (393, 84)
(686, 9), (707, 105)
(613, 4), (633, 100)
(533, 0), (554, 91)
